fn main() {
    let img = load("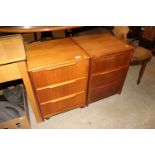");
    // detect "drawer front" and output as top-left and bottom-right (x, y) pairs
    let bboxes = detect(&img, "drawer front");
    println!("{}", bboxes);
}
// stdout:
(30, 60), (88, 89)
(90, 67), (128, 89)
(40, 92), (86, 117)
(91, 51), (131, 74)
(0, 63), (21, 83)
(36, 78), (87, 104)
(88, 81), (123, 103)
